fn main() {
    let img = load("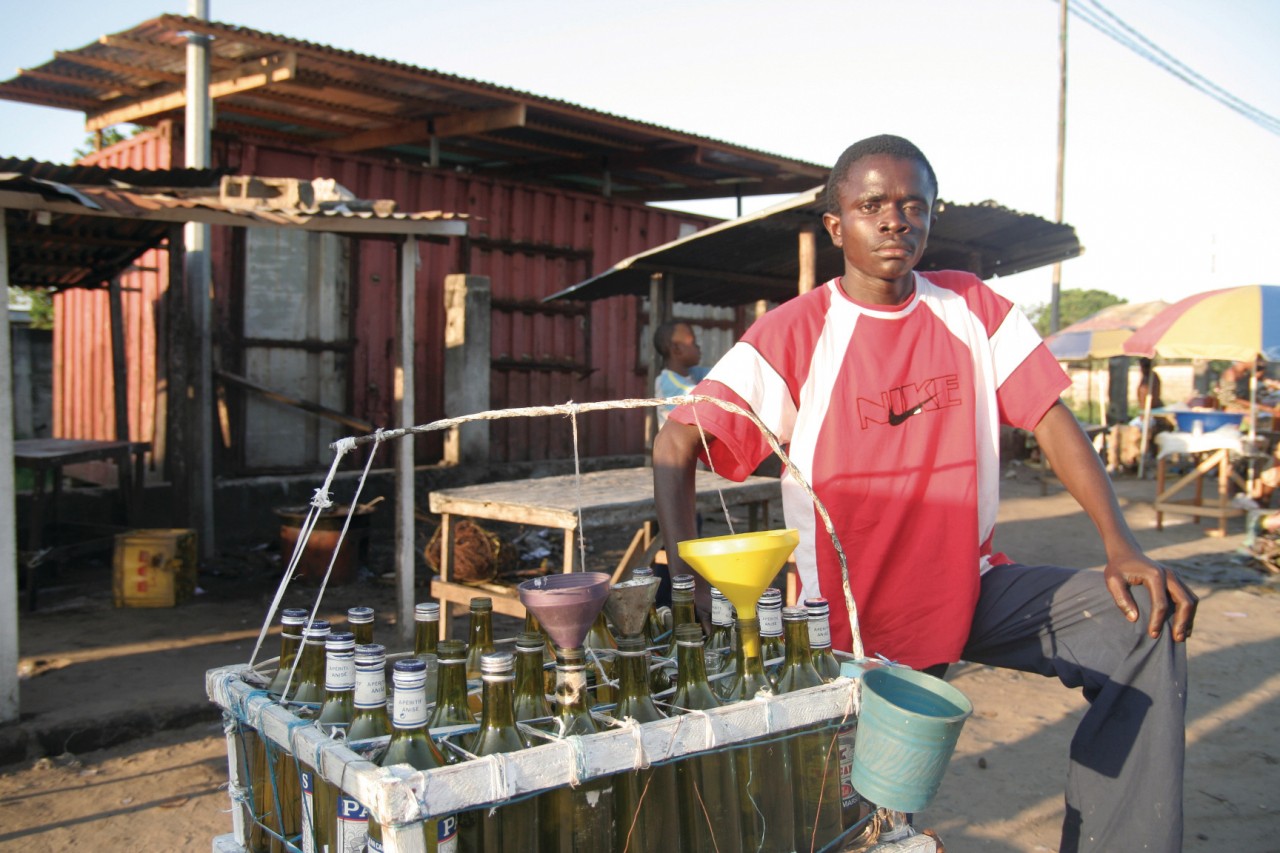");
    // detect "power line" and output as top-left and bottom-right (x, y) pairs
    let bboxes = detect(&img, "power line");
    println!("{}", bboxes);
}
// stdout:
(1065, 0), (1280, 137)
